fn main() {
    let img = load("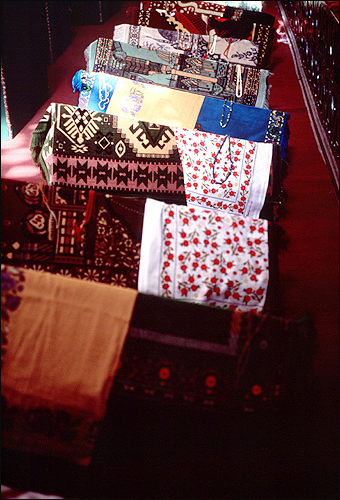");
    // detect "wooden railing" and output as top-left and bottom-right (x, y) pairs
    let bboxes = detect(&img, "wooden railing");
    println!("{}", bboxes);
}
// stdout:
(279, 1), (339, 180)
